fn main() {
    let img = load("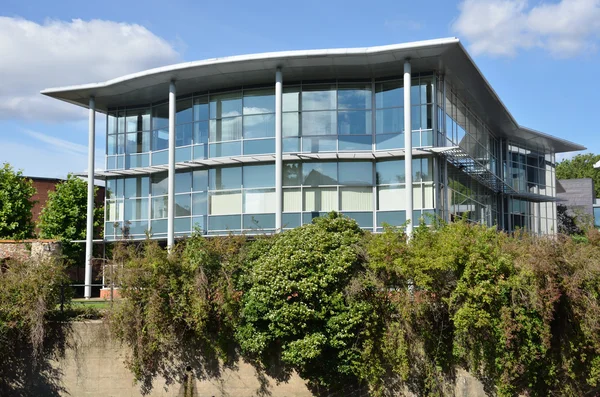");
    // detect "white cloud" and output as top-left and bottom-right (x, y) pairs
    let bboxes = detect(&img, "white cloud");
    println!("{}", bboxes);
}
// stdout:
(453, 0), (600, 57)
(0, 17), (181, 121)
